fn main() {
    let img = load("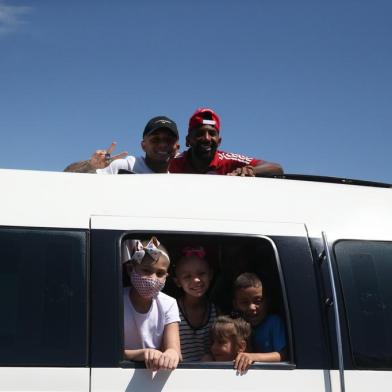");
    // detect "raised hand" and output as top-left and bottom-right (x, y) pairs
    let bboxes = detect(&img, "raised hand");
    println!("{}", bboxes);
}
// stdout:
(90, 142), (128, 169)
